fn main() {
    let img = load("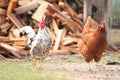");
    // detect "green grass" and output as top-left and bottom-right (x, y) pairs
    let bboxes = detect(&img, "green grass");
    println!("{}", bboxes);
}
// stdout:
(0, 53), (119, 80)
(0, 60), (76, 80)
(0, 55), (84, 80)
(101, 53), (120, 63)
